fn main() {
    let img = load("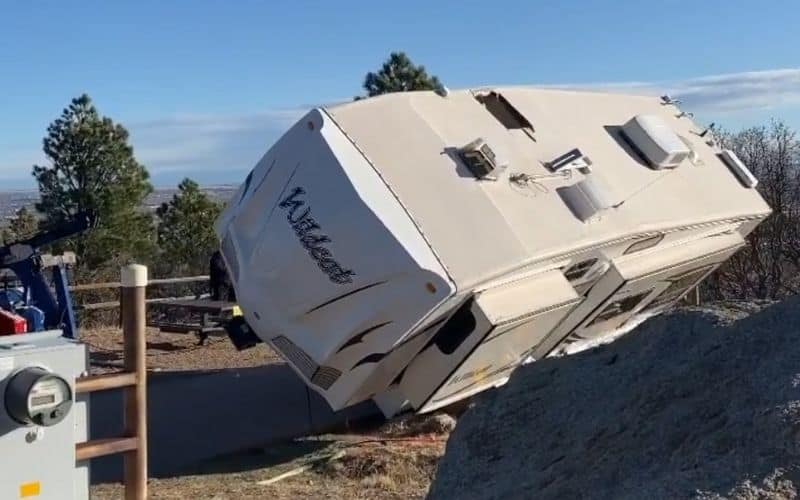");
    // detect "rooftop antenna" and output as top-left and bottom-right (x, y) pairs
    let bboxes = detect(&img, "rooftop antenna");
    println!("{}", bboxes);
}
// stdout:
(699, 122), (716, 138)
(660, 95), (682, 105)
